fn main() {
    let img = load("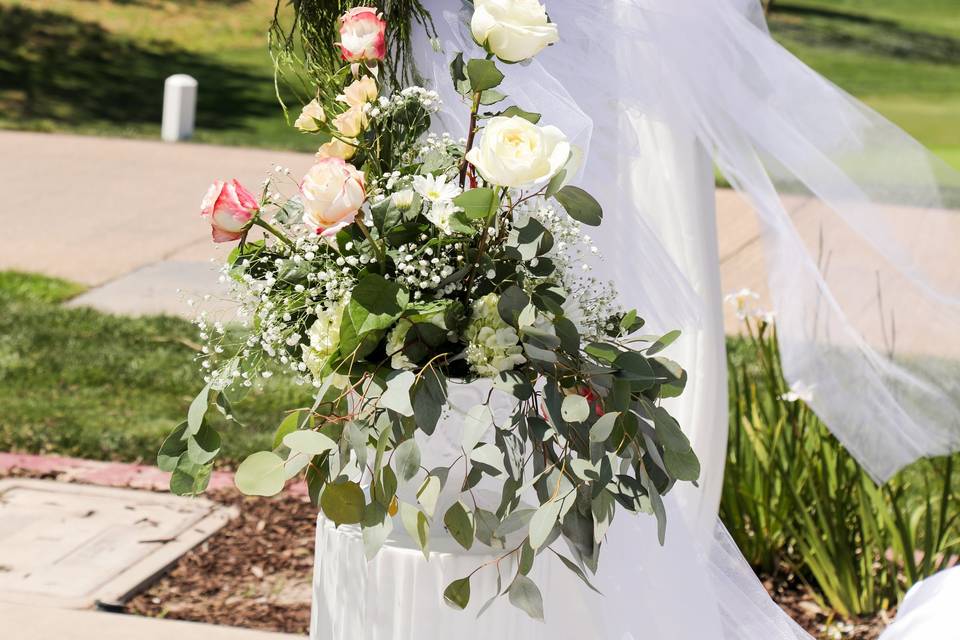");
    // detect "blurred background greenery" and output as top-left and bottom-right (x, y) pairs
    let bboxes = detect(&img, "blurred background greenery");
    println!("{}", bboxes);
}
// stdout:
(1, 0), (958, 168)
